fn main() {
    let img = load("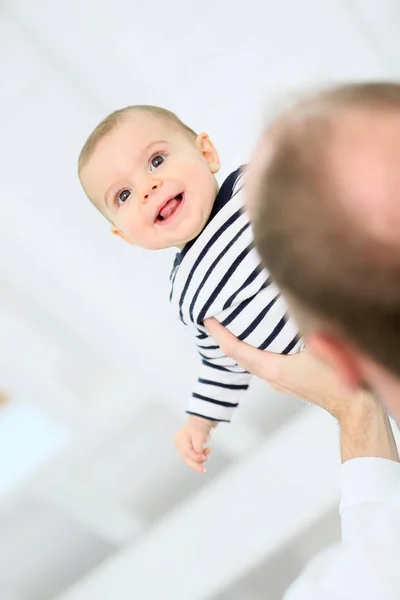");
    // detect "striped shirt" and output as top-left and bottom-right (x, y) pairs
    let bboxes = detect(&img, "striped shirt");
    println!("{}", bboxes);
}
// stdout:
(170, 167), (301, 422)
